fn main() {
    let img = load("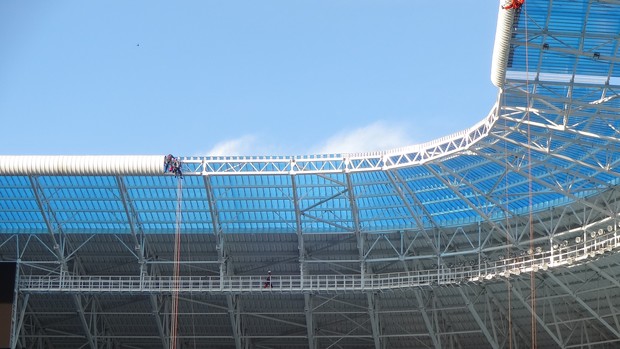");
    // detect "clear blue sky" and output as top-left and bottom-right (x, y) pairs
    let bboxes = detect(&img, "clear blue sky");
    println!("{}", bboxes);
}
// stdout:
(0, 1), (500, 156)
